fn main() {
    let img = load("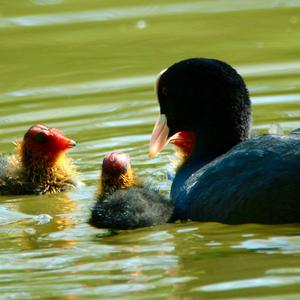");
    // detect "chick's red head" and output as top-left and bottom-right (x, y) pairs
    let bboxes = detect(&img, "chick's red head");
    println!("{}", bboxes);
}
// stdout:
(22, 124), (76, 160)
(102, 152), (131, 177)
